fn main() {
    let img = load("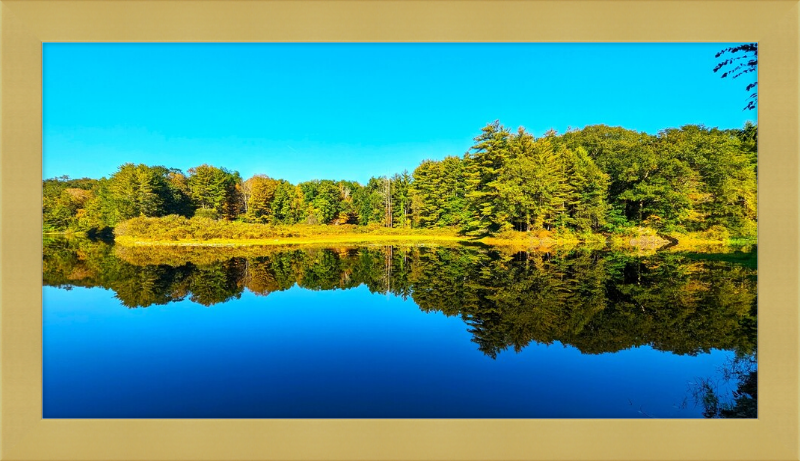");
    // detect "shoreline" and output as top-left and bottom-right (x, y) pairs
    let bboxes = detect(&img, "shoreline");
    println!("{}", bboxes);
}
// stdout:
(113, 234), (473, 247)
(107, 233), (753, 250)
